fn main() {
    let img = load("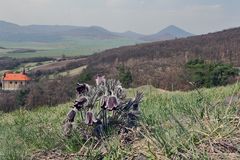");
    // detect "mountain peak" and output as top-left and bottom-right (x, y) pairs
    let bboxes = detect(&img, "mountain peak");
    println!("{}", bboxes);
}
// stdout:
(0, 20), (19, 27)
(141, 25), (194, 41)
(159, 25), (193, 36)
(165, 25), (179, 29)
